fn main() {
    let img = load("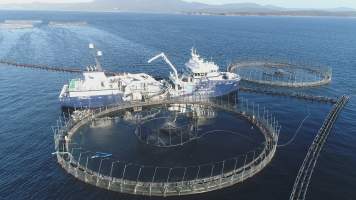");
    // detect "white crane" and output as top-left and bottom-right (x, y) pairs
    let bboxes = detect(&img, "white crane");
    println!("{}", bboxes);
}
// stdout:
(148, 53), (180, 85)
